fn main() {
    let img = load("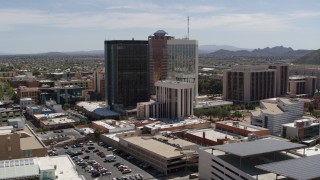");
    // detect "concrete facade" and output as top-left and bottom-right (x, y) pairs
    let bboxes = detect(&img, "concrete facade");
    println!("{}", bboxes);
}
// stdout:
(216, 121), (270, 137)
(288, 75), (317, 97)
(223, 65), (276, 104)
(0, 125), (47, 160)
(137, 80), (194, 120)
(251, 98), (304, 135)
